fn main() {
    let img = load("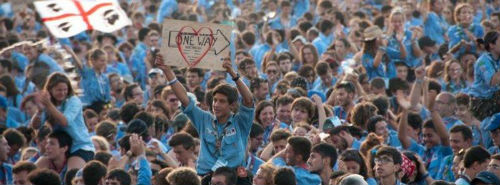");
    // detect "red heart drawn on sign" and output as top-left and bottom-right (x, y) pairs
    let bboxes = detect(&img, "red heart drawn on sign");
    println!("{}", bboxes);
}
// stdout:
(175, 26), (215, 67)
